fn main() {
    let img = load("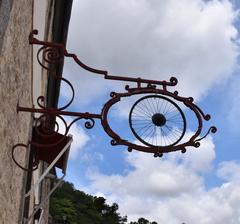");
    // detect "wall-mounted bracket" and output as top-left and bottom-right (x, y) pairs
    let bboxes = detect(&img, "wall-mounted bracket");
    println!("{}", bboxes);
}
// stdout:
(13, 30), (217, 172)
